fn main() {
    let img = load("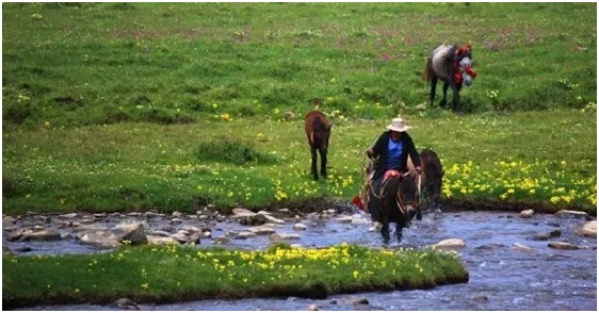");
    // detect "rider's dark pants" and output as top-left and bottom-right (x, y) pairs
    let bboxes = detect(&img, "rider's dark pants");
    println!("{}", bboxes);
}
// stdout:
(368, 176), (384, 221)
